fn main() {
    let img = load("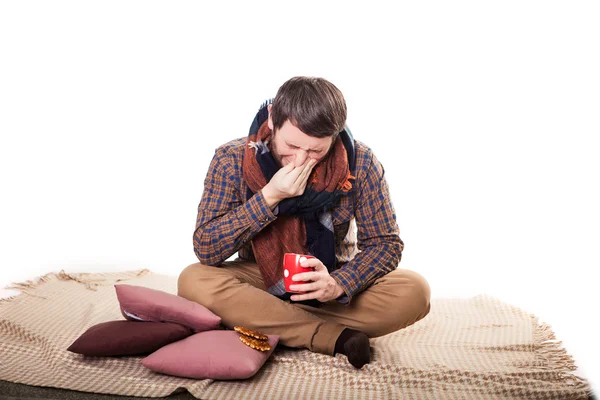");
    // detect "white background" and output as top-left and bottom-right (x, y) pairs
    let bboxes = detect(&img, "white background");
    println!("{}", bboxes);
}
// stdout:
(1, 0), (598, 389)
